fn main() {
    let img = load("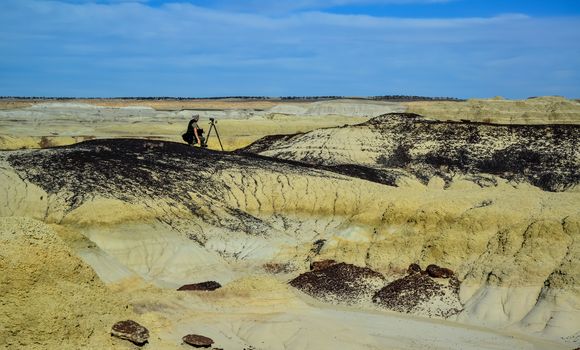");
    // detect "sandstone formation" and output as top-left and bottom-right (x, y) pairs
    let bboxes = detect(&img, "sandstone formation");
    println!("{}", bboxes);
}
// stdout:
(0, 107), (578, 349)
(405, 96), (580, 124)
(267, 99), (404, 117)
(111, 320), (149, 345)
